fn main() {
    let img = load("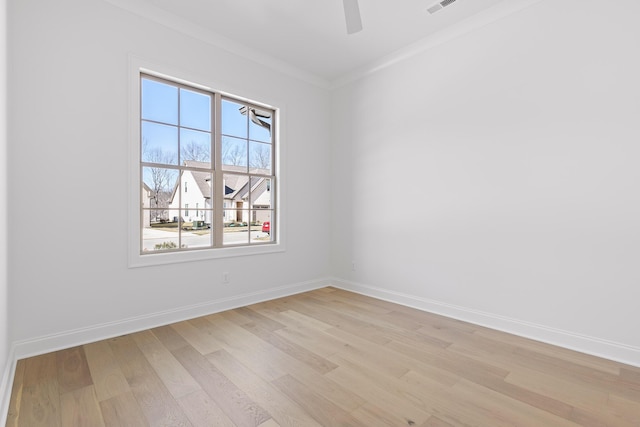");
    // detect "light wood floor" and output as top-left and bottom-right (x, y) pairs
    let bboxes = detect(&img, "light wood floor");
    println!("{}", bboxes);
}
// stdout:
(5, 287), (640, 426)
